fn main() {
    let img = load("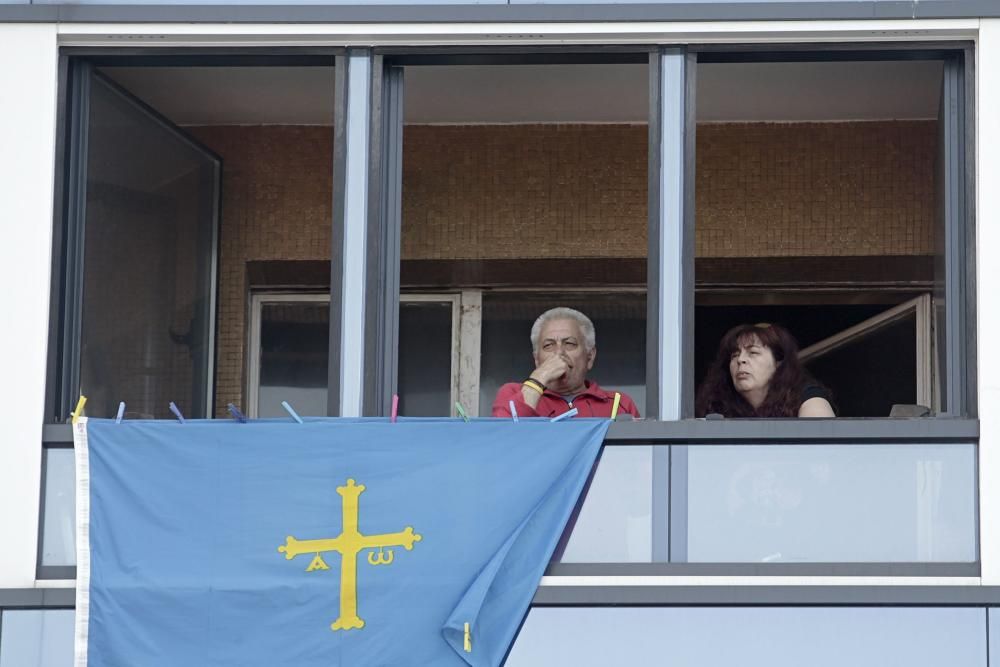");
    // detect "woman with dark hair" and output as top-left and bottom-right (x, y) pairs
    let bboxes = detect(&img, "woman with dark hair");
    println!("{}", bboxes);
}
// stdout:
(696, 323), (835, 418)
